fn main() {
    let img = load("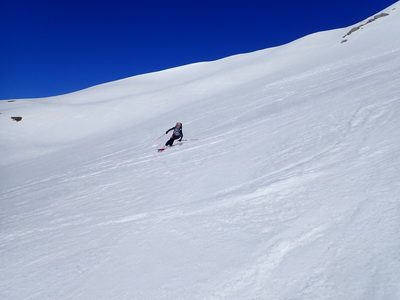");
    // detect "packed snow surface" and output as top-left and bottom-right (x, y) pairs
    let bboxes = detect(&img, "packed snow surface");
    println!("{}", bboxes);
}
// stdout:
(1, 2), (400, 299)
